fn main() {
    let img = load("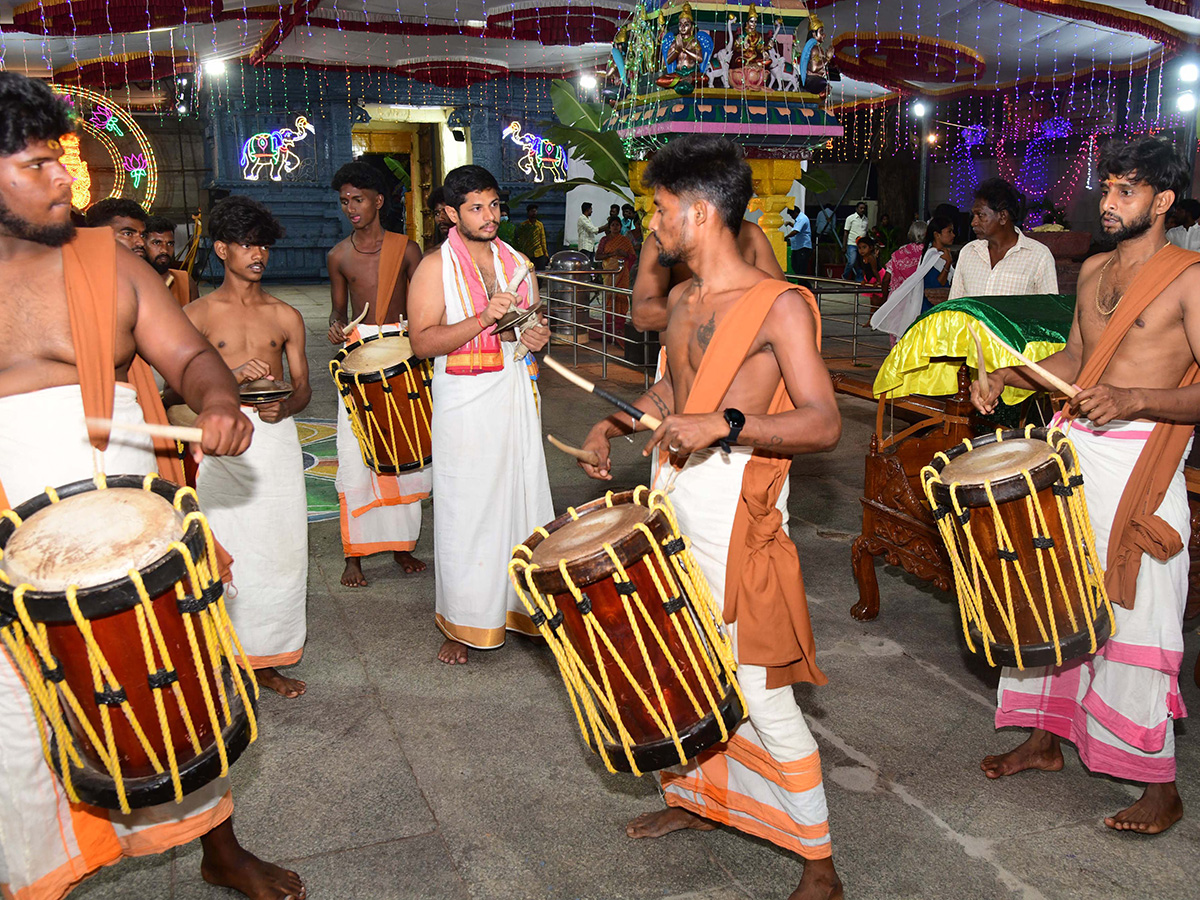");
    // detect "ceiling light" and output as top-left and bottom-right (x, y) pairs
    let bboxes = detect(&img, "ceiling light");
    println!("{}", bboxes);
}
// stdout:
(1178, 92), (1197, 113)
(464, 19), (486, 28)
(203, 59), (226, 75)
(911, 101), (927, 118)
(177, 102), (188, 114)
(579, 73), (597, 90)
(927, 133), (938, 144)
(1181, 62), (1199, 84)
